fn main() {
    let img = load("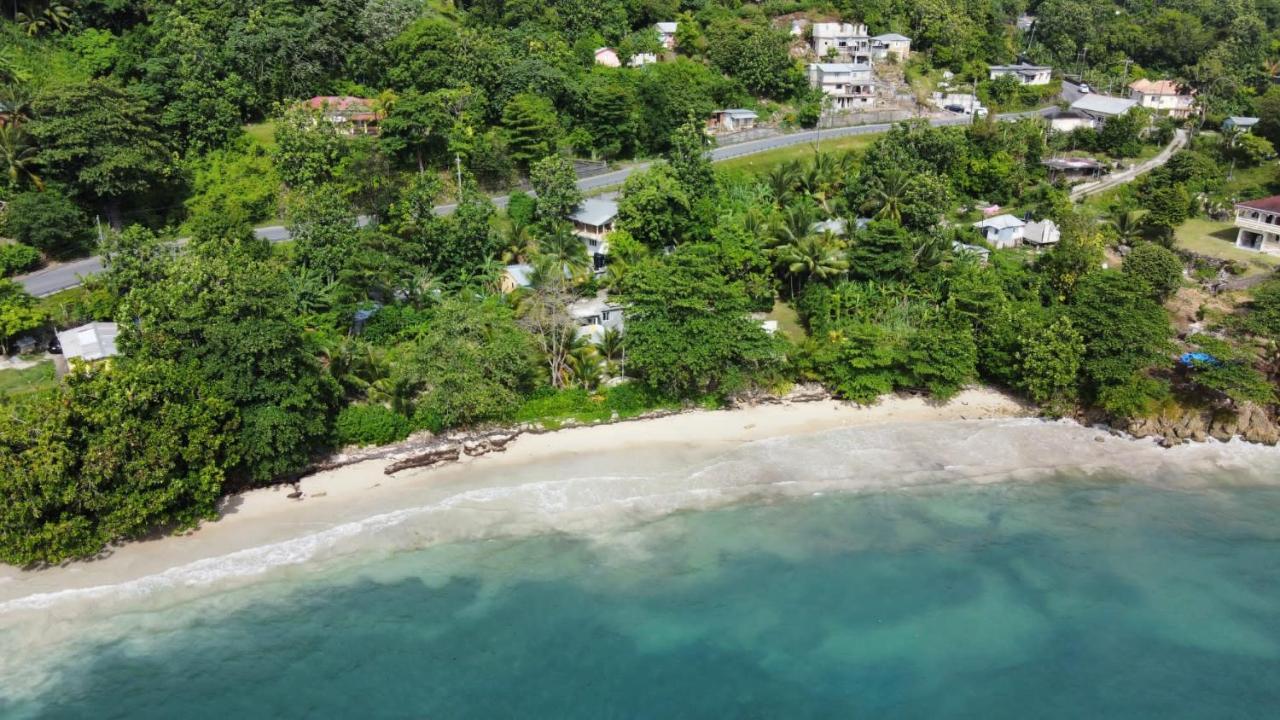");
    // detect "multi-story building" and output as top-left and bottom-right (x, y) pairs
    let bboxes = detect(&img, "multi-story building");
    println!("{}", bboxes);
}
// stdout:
(1128, 79), (1196, 118)
(811, 23), (870, 64)
(1234, 195), (1280, 254)
(807, 63), (875, 110)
